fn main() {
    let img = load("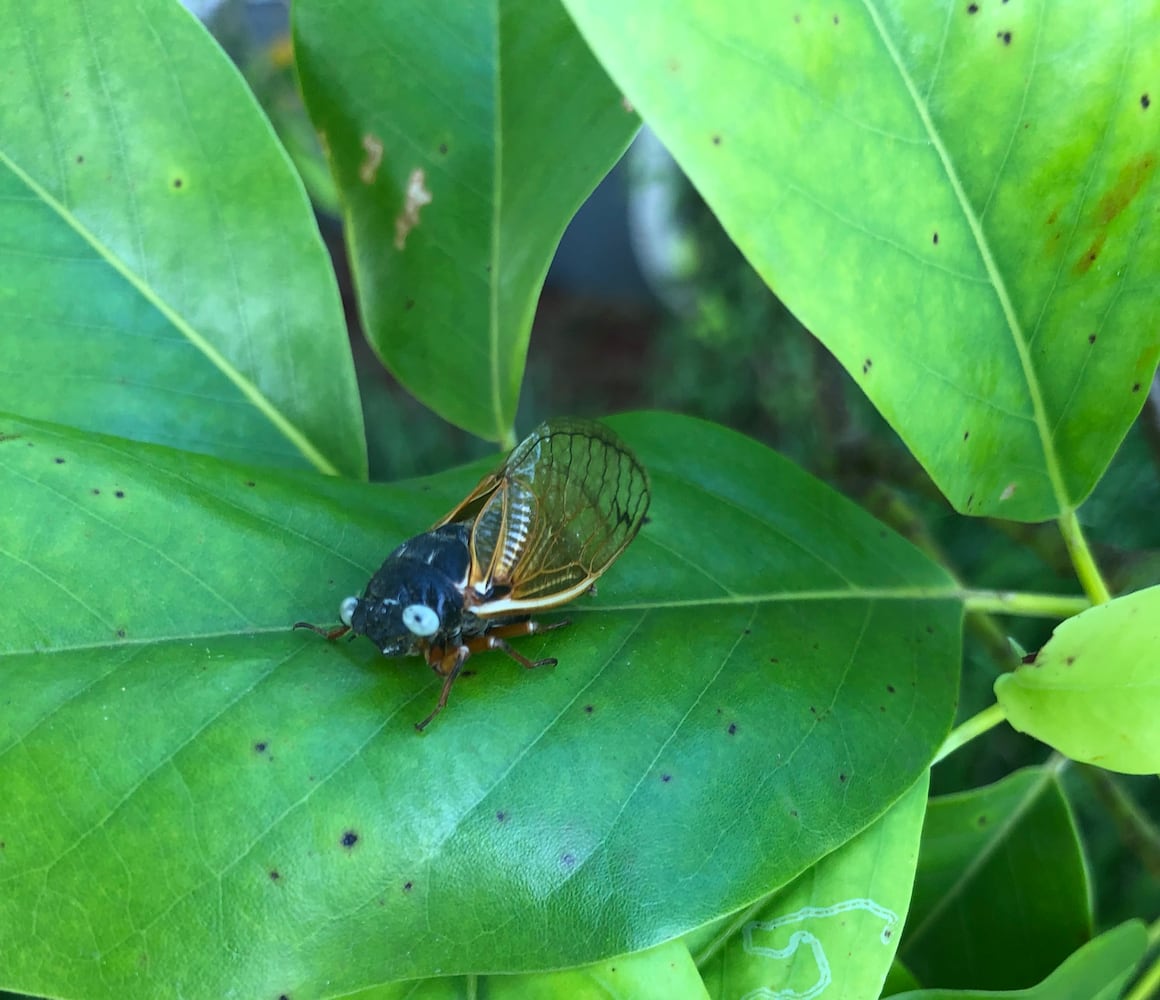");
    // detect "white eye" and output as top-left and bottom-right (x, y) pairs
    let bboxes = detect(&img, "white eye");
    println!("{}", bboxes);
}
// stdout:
(402, 603), (440, 637)
(339, 597), (359, 626)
